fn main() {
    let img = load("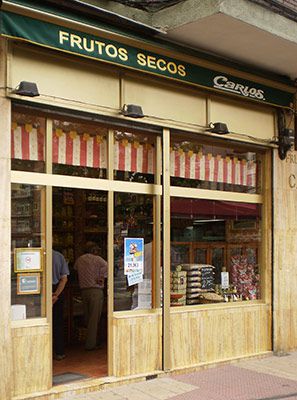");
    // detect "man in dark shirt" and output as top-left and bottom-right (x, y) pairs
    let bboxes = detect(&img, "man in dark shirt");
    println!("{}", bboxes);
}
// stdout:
(52, 249), (69, 360)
